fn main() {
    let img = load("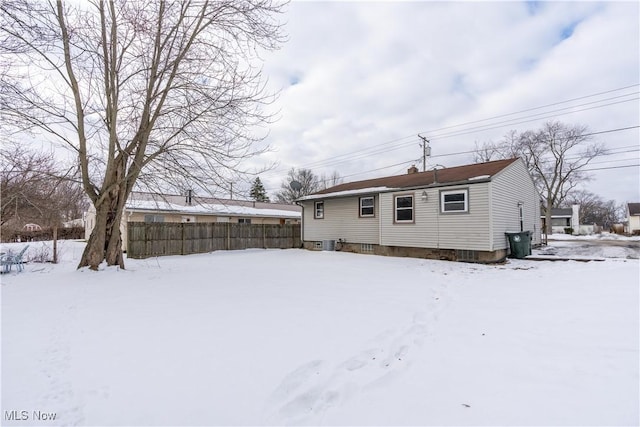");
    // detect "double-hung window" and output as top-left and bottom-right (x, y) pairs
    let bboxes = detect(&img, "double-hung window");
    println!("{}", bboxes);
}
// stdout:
(394, 194), (414, 223)
(440, 189), (468, 213)
(359, 196), (375, 217)
(314, 201), (324, 219)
